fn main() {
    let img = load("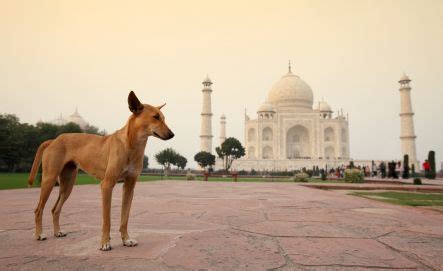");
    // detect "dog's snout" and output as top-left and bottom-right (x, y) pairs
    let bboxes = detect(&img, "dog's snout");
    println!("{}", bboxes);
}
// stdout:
(167, 131), (175, 140)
